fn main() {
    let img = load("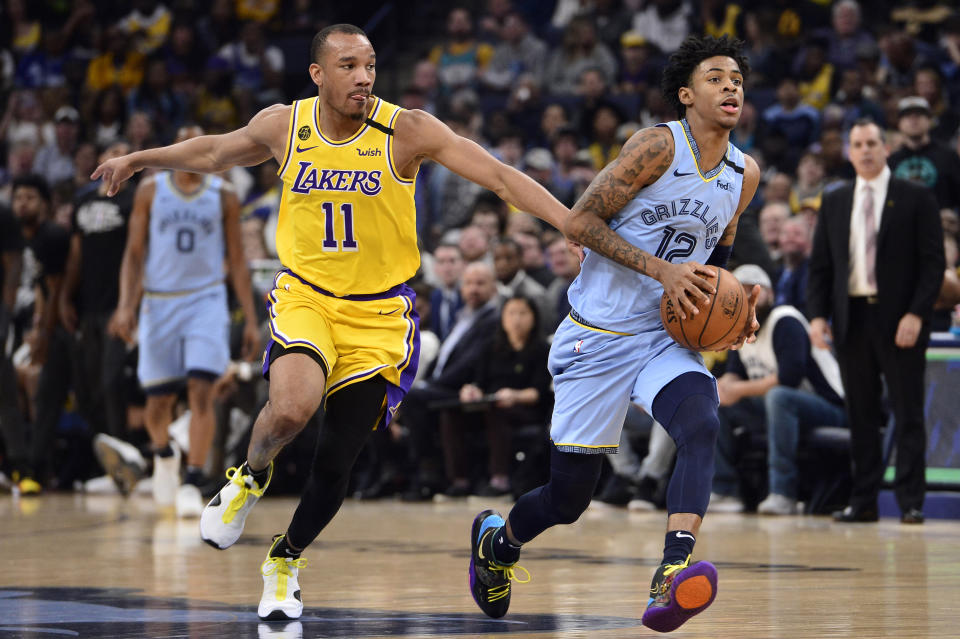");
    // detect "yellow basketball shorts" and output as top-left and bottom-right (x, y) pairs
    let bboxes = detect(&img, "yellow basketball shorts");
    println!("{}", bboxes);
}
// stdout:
(262, 269), (420, 429)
